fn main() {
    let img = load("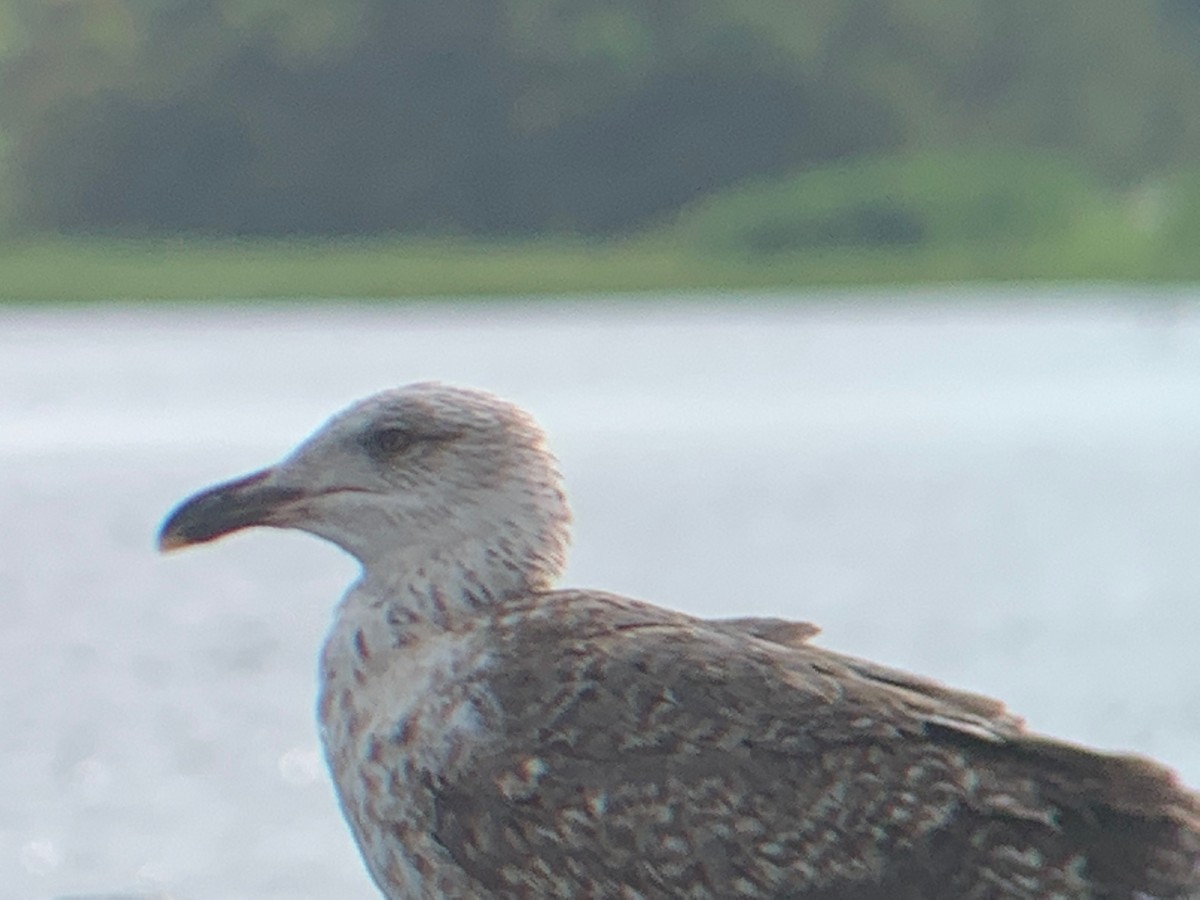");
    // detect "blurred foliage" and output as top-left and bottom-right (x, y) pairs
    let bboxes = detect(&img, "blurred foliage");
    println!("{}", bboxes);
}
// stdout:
(7, 155), (1200, 302)
(667, 152), (1106, 255)
(1, 0), (1200, 239)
